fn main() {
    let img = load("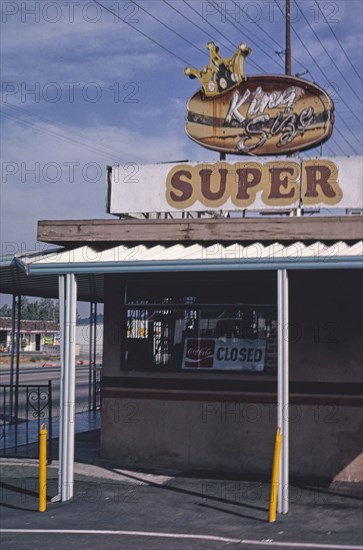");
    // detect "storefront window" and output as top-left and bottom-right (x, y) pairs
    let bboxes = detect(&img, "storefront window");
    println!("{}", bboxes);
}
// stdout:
(122, 276), (277, 374)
